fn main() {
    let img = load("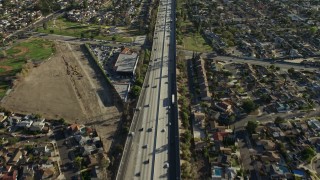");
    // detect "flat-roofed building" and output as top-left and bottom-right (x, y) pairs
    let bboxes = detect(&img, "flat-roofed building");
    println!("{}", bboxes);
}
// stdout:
(114, 48), (139, 76)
